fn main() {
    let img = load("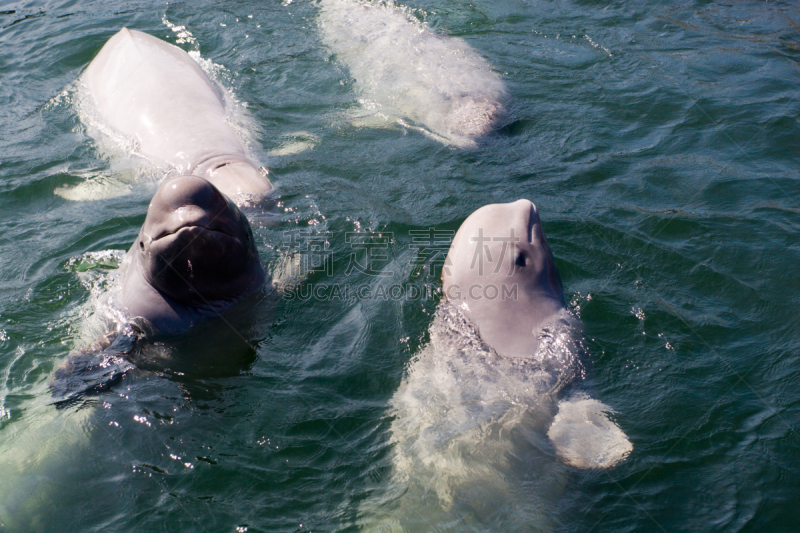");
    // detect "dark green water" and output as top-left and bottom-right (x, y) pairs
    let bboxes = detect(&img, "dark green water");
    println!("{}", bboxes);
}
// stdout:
(1, 0), (799, 531)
